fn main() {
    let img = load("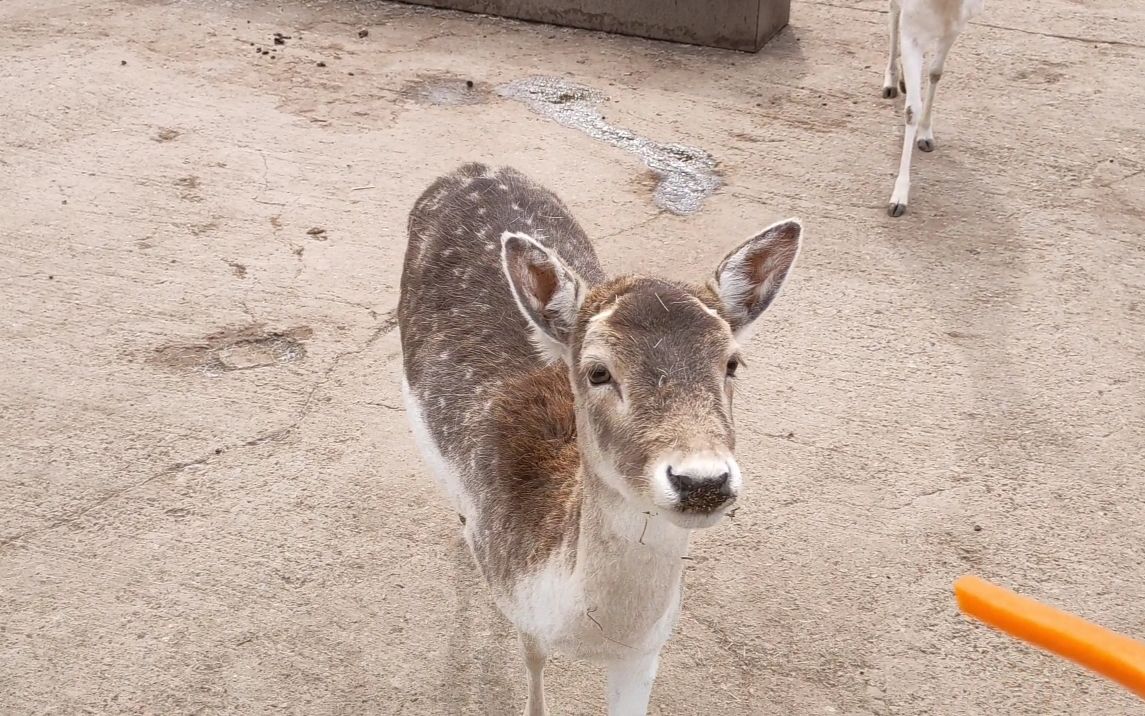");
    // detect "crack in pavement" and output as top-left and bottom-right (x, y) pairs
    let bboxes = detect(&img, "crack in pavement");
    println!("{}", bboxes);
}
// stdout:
(596, 211), (666, 242)
(0, 309), (400, 551)
(970, 21), (1145, 50)
(1101, 167), (1144, 188)
(291, 309), (398, 425)
(0, 454), (215, 549)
